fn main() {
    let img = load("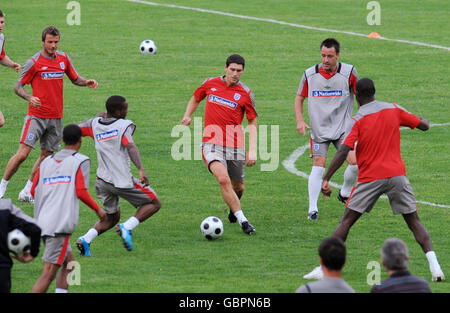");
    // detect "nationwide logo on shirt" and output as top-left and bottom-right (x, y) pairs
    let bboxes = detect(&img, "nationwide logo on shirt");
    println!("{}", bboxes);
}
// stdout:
(208, 95), (237, 109)
(41, 72), (64, 80)
(311, 90), (343, 97)
(95, 129), (119, 141)
(43, 175), (72, 185)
